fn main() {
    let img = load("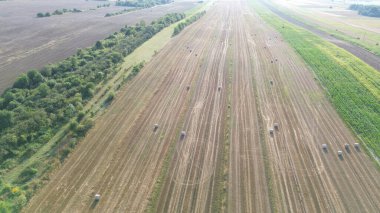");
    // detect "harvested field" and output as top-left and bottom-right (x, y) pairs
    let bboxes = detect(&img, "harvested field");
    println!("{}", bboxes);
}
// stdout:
(25, 0), (380, 212)
(0, 0), (199, 93)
